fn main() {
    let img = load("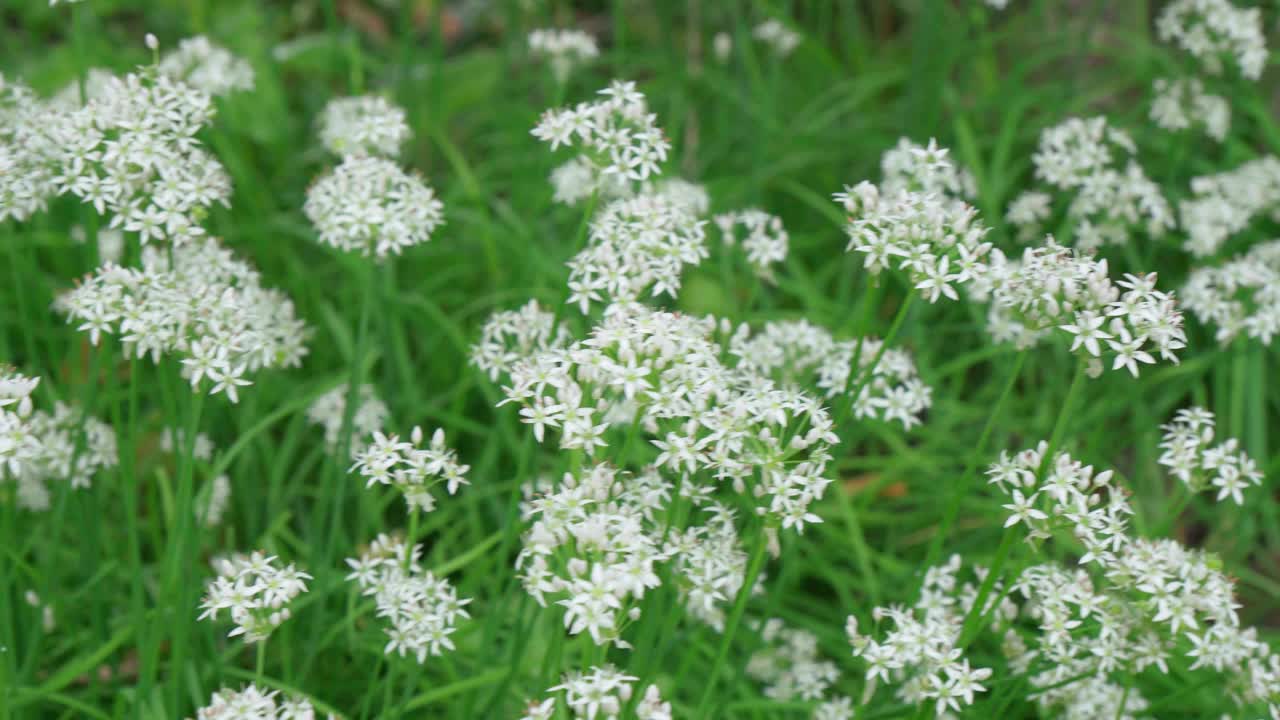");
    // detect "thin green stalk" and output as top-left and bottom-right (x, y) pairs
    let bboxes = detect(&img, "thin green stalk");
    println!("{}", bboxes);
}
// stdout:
(959, 357), (1086, 648)
(319, 260), (376, 573)
(834, 291), (916, 432)
(924, 350), (1027, 568)
(163, 375), (206, 714)
(694, 522), (770, 718)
